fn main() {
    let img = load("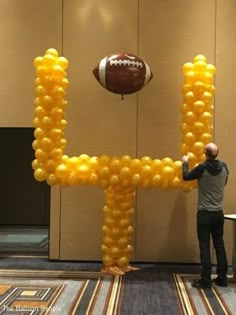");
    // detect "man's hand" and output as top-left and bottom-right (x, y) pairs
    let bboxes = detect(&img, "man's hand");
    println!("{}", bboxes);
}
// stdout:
(182, 154), (189, 163)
